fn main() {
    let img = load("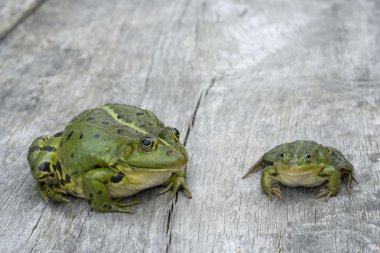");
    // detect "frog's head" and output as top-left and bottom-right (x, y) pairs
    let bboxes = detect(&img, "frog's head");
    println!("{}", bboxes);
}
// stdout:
(124, 127), (188, 172)
(272, 141), (330, 173)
